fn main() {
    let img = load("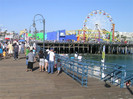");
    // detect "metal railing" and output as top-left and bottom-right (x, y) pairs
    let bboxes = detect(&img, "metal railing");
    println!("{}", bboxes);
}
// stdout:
(81, 58), (126, 88)
(55, 54), (129, 88)
(55, 54), (88, 87)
